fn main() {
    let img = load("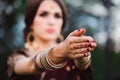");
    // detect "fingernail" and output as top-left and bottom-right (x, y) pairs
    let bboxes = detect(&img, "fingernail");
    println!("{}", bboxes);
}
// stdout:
(81, 28), (86, 31)
(88, 43), (91, 46)
(77, 28), (86, 32)
(87, 39), (90, 42)
(84, 53), (87, 57)
(90, 43), (94, 48)
(88, 39), (94, 42)
(87, 48), (90, 51)
(77, 29), (81, 31)
(84, 53), (89, 57)
(91, 40), (94, 42)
